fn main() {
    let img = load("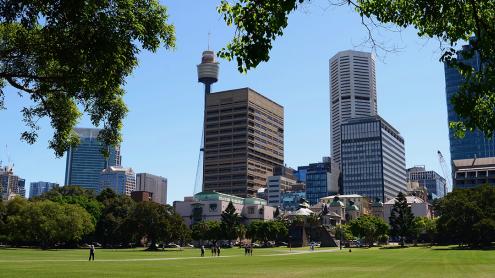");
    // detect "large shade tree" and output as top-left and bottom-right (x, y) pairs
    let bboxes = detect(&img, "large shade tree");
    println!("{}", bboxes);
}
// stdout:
(218, 0), (495, 137)
(389, 192), (415, 246)
(0, 0), (175, 156)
